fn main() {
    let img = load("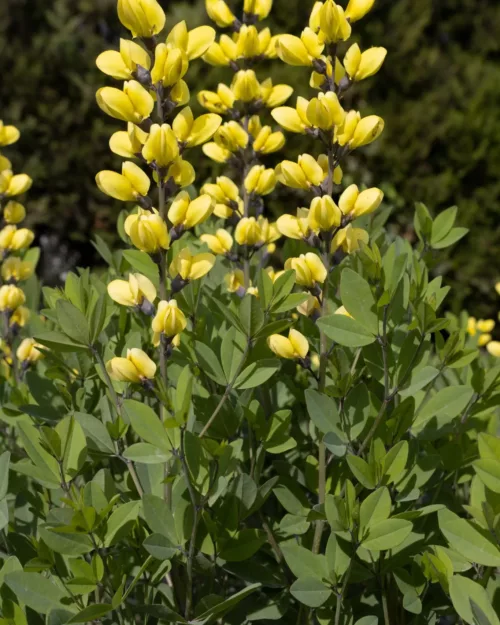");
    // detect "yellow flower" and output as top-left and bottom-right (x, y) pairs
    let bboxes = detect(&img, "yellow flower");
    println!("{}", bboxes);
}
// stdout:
(244, 0), (272, 20)
(96, 81), (154, 123)
(478, 334), (492, 347)
(259, 78), (294, 108)
(107, 273), (156, 307)
(3, 201), (26, 224)
(166, 21), (216, 60)
(267, 329), (309, 359)
(338, 184), (384, 218)
(117, 0), (166, 38)
(151, 44), (189, 86)
(0, 121), (20, 147)
(110, 123), (148, 158)
(251, 124), (285, 155)
(198, 84), (236, 114)
(200, 229), (233, 255)
(350, 115), (385, 149)
(275, 154), (326, 190)
(277, 208), (313, 240)
(165, 158), (196, 188)
(344, 44), (387, 81)
(309, 195), (342, 231)
(244, 165), (277, 196)
(16, 338), (43, 364)
(0, 284), (25, 311)
(1, 257), (34, 282)
(235, 217), (262, 246)
(467, 316), (477, 336)
(231, 70), (261, 102)
(272, 97), (311, 134)
(297, 293), (320, 317)
(106, 348), (157, 383)
(285, 253), (327, 287)
(0, 170), (32, 197)
(96, 161), (150, 202)
(152, 299), (187, 337)
(310, 55), (346, 90)
(124, 208), (169, 253)
(142, 123), (179, 167)
(96, 39), (151, 80)
(0, 225), (35, 251)
(495, 282), (500, 296)
(476, 319), (495, 333)
(345, 0), (376, 22)
(172, 107), (222, 147)
(10, 306), (30, 328)
(225, 269), (245, 292)
(331, 224), (369, 253)
(201, 176), (242, 218)
(317, 0), (351, 43)
(486, 341), (500, 358)
(306, 92), (345, 130)
(168, 191), (214, 229)
(206, 0), (236, 27)
(169, 247), (216, 281)
(276, 28), (324, 66)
